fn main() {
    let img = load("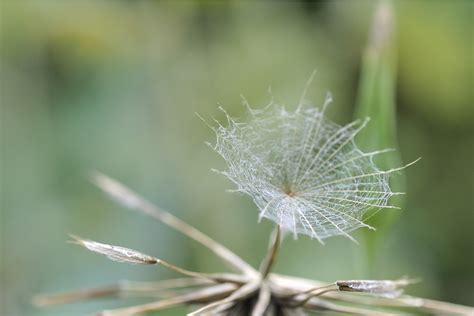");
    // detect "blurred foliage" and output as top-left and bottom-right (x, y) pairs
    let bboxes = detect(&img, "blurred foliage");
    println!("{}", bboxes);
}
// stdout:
(1, 1), (473, 315)
(352, 0), (405, 276)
